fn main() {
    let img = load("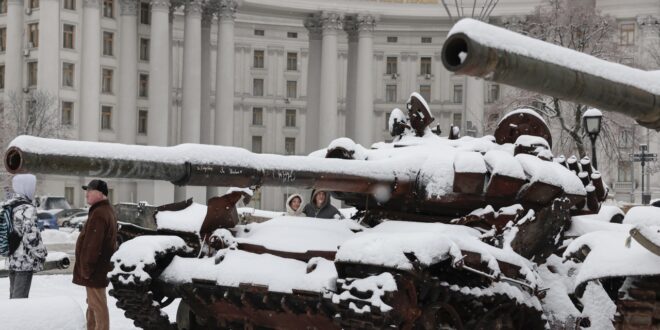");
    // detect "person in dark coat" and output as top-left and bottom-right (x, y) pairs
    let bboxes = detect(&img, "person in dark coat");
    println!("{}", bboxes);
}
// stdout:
(73, 179), (117, 330)
(302, 190), (342, 219)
